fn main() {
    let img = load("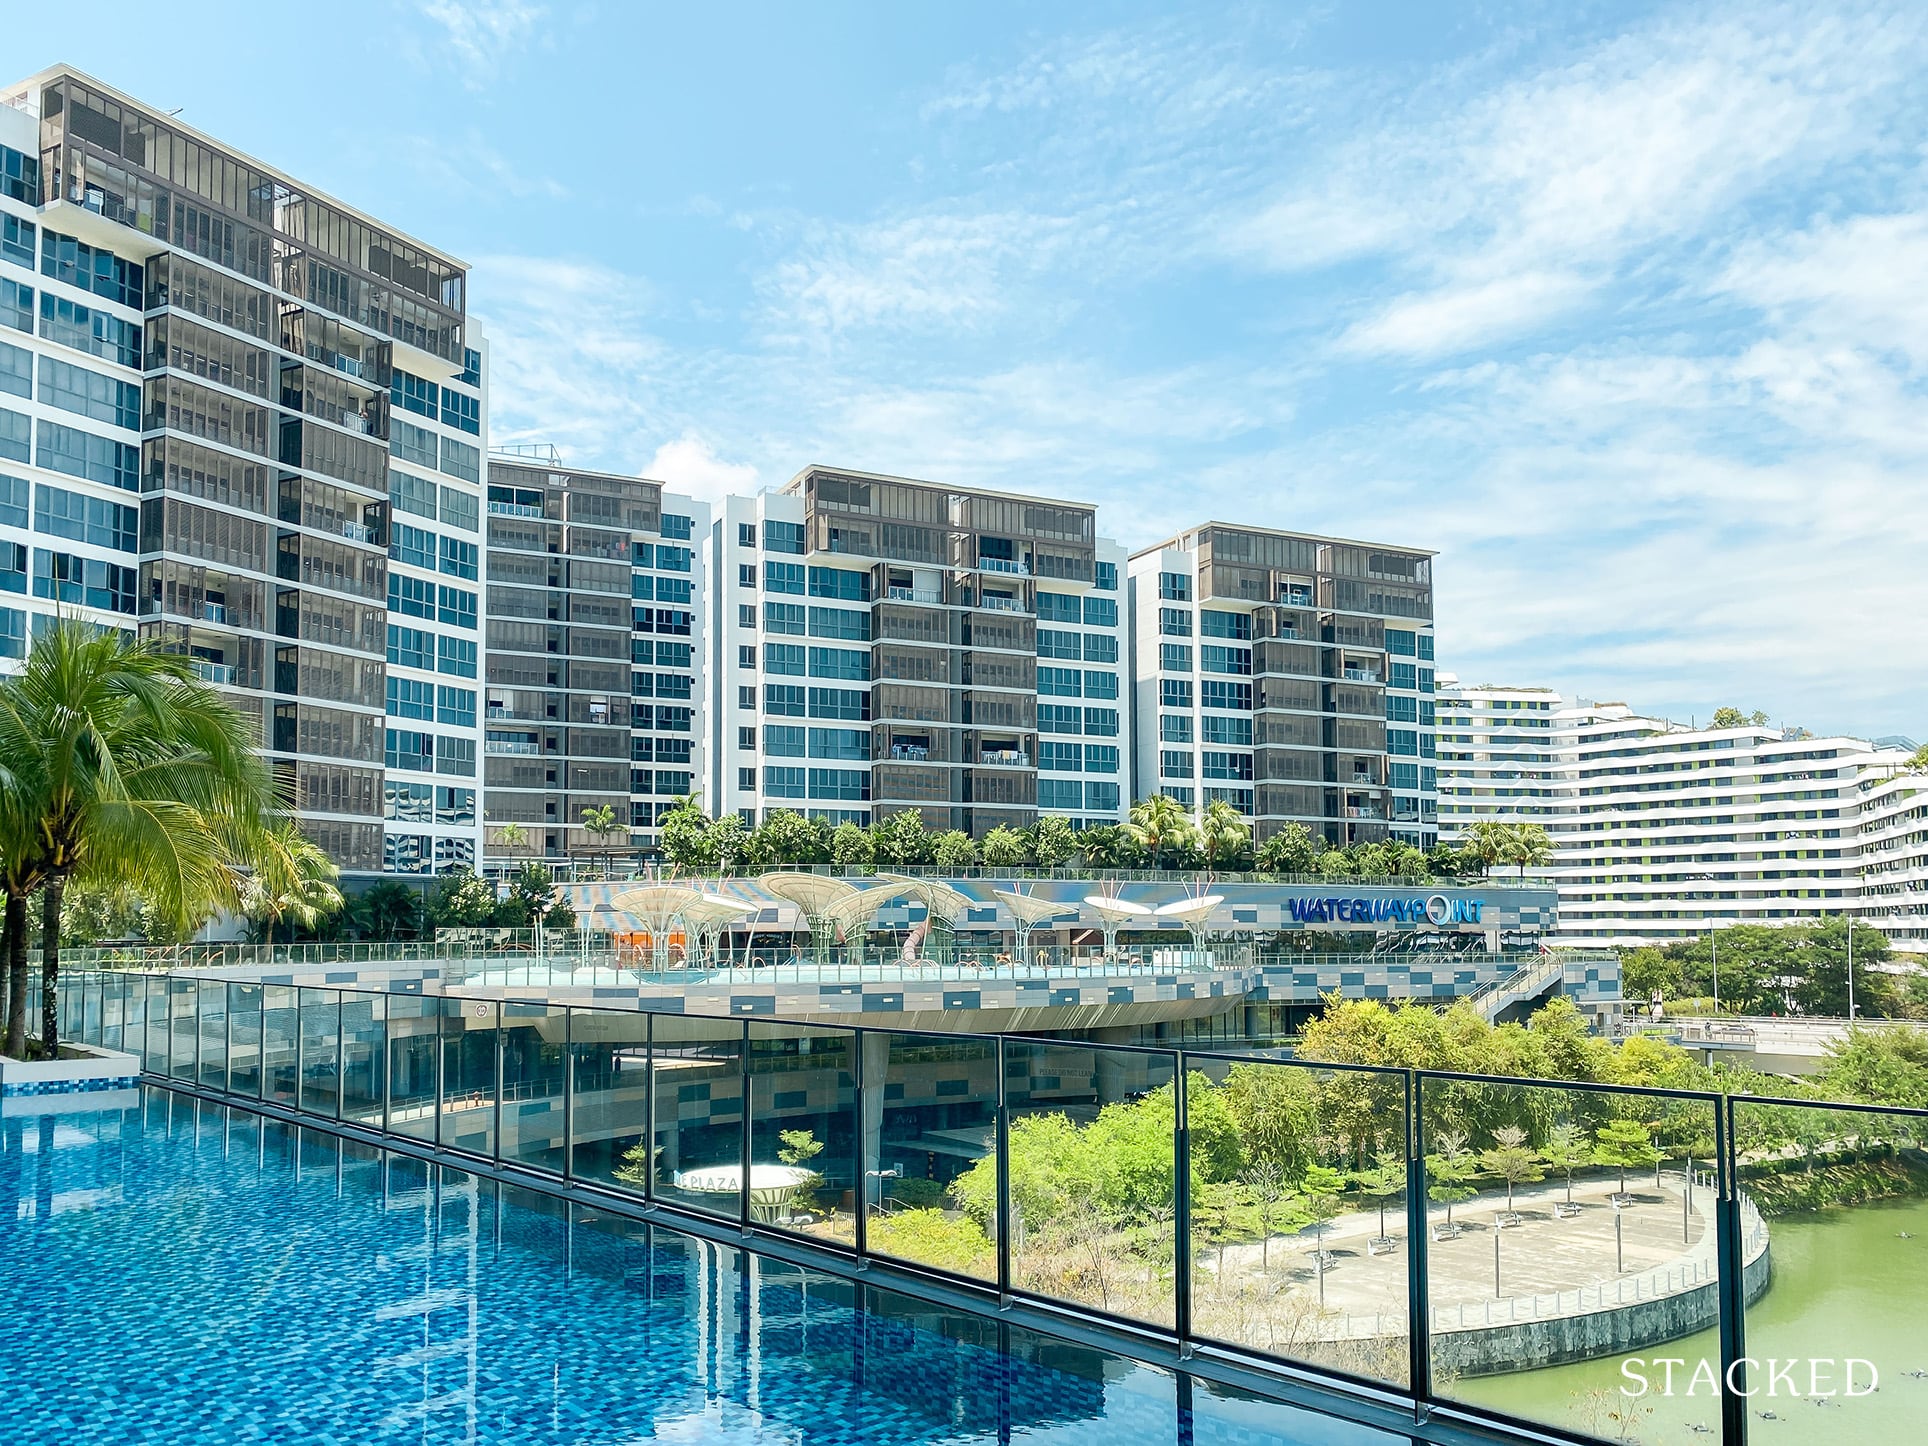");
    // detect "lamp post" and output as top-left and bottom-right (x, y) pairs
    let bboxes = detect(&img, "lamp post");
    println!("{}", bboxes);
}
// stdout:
(1846, 914), (1856, 1022)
